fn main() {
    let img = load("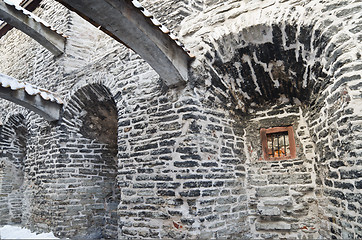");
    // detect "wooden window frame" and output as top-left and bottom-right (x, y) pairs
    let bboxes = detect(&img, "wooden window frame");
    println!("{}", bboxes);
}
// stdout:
(260, 126), (296, 161)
